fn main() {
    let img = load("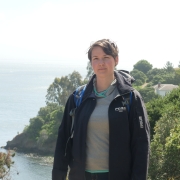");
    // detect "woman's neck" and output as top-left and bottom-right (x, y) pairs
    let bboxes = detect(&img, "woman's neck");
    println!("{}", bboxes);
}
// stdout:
(96, 74), (115, 92)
